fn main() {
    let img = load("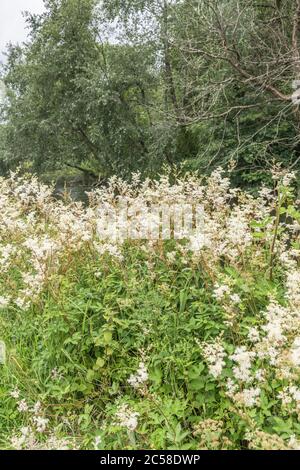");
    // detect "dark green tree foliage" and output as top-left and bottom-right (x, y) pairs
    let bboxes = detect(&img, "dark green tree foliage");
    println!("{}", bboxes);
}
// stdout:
(1, 0), (300, 184)
(0, 0), (156, 176)
(2, 1), (100, 171)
